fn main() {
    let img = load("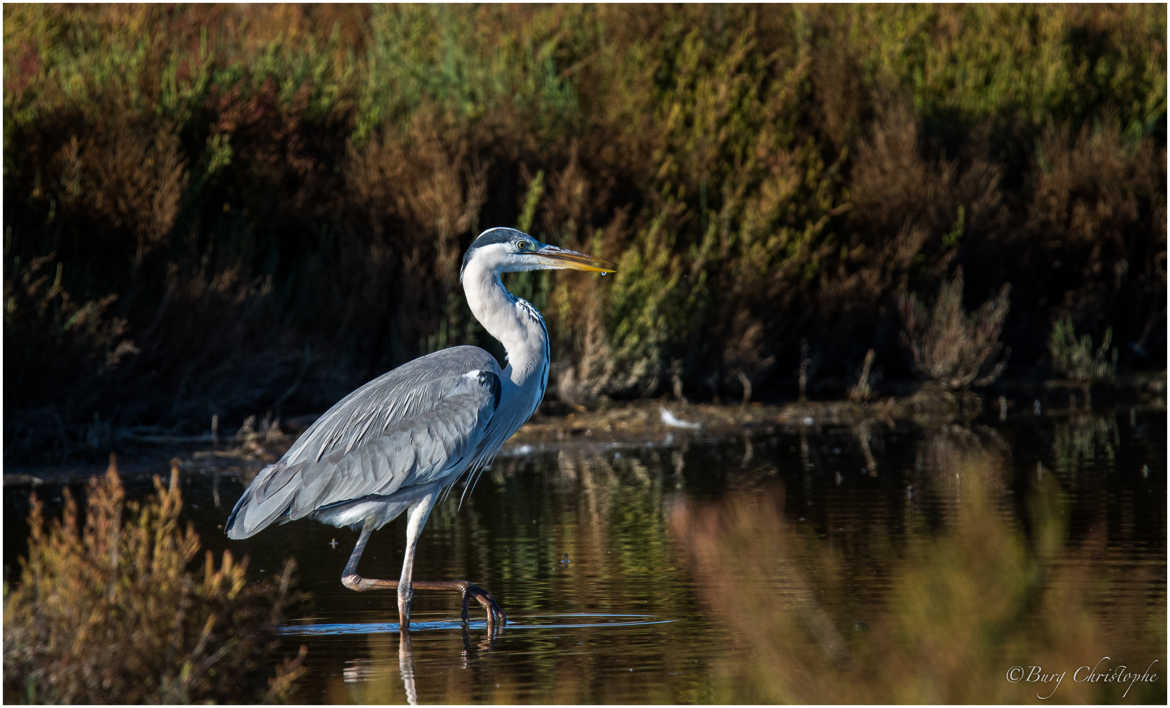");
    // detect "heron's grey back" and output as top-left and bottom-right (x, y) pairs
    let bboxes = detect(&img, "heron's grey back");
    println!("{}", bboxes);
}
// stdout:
(225, 346), (502, 538)
(282, 346), (500, 465)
